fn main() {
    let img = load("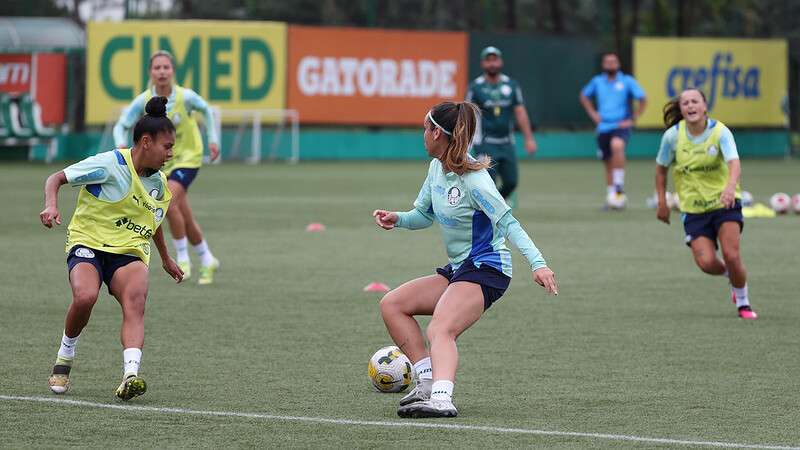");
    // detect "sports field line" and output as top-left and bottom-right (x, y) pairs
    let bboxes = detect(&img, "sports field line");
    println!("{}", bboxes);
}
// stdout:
(1, 395), (797, 449)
